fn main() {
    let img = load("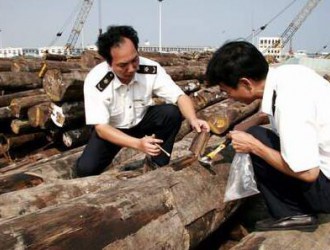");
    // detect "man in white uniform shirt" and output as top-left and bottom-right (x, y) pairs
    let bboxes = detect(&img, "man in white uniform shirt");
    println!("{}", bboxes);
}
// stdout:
(206, 41), (330, 231)
(76, 25), (209, 177)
